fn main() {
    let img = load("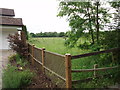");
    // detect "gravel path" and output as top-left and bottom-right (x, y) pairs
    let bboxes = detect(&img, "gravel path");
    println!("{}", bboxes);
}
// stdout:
(0, 50), (15, 89)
